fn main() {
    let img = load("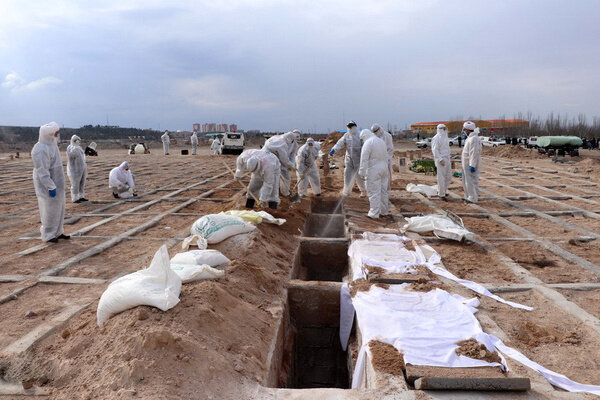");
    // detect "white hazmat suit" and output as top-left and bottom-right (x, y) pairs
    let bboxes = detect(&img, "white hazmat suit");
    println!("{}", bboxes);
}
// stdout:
(191, 132), (198, 155)
(372, 123), (394, 207)
(358, 129), (389, 219)
(431, 124), (452, 198)
(295, 138), (321, 196)
(161, 131), (170, 155)
(235, 149), (281, 207)
(461, 124), (482, 203)
(264, 132), (296, 196)
(66, 135), (87, 203)
(210, 138), (221, 155)
(331, 124), (366, 196)
(31, 122), (66, 241)
(109, 162), (136, 198)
